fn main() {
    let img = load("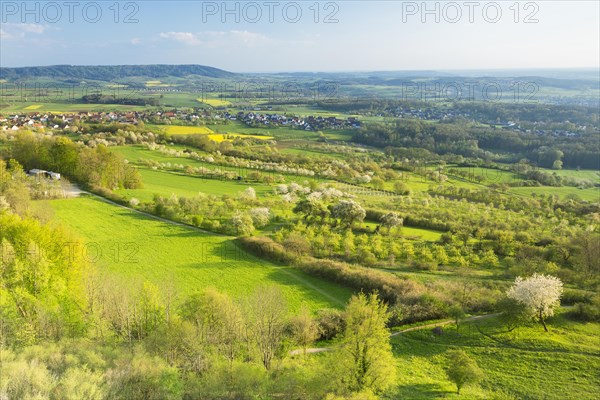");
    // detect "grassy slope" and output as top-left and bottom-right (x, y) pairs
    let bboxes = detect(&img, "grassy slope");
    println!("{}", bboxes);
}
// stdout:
(116, 167), (274, 202)
(449, 167), (522, 184)
(48, 196), (352, 311)
(509, 186), (600, 202)
(388, 311), (600, 399)
(111, 144), (328, 186)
